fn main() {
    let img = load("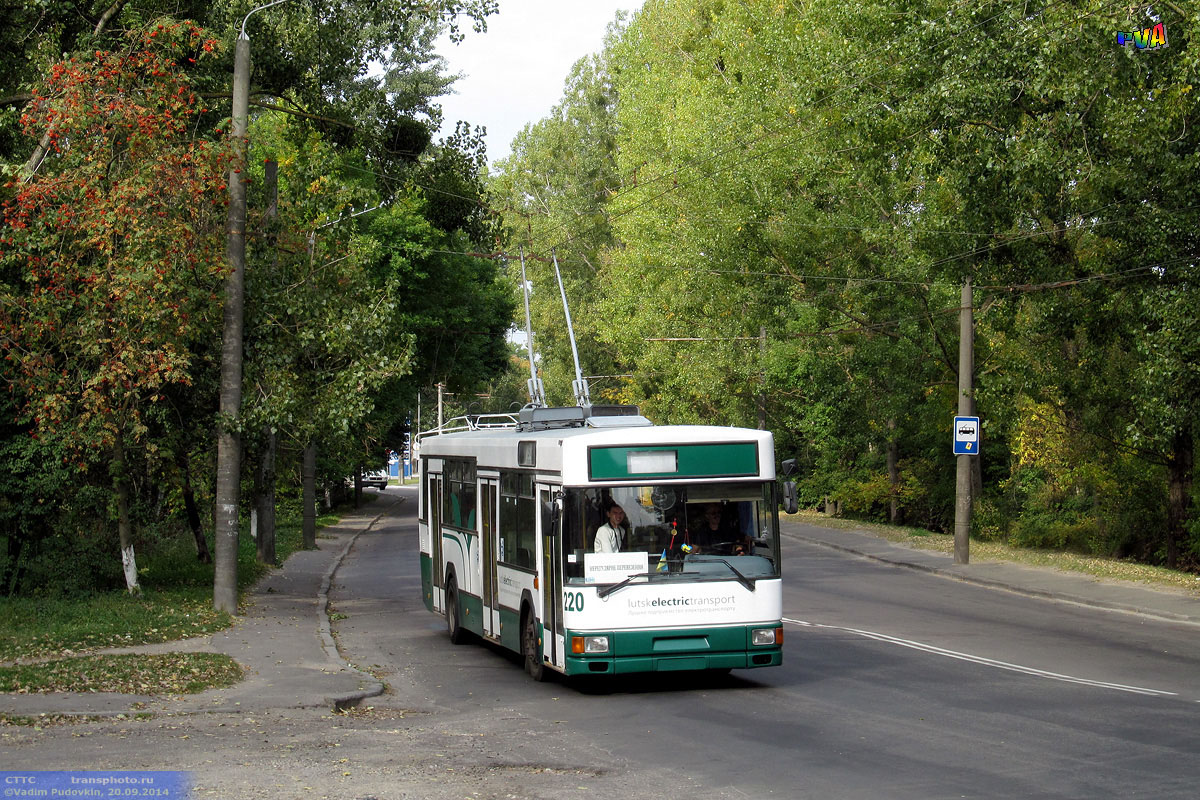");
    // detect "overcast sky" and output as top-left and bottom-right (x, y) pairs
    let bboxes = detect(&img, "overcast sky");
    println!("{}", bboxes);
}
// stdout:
(434, 1), (642, 166)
